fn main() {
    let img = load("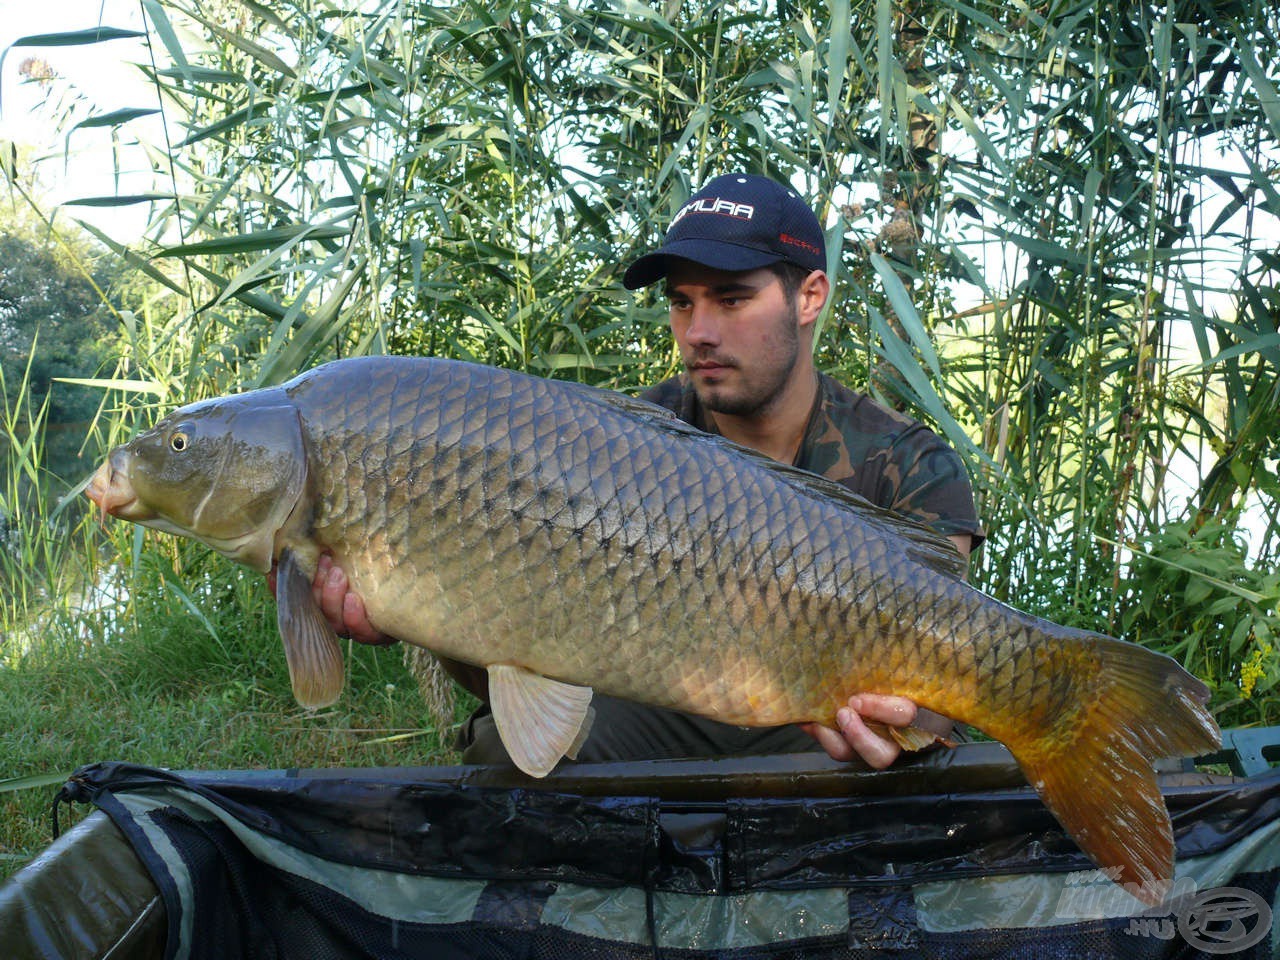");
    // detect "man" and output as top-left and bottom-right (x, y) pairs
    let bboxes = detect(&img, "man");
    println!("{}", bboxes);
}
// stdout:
(309, 173), (984, 770)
